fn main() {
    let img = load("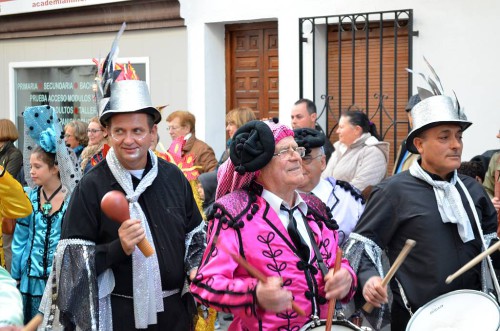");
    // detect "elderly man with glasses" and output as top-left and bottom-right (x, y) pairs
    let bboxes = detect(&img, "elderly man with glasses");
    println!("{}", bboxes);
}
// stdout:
(294, 128), (365, 244)
(190, 119), (357, 330)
